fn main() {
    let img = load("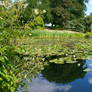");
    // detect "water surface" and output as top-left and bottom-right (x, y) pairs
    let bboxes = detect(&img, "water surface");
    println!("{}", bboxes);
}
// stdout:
(19, 60), (92, 92)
